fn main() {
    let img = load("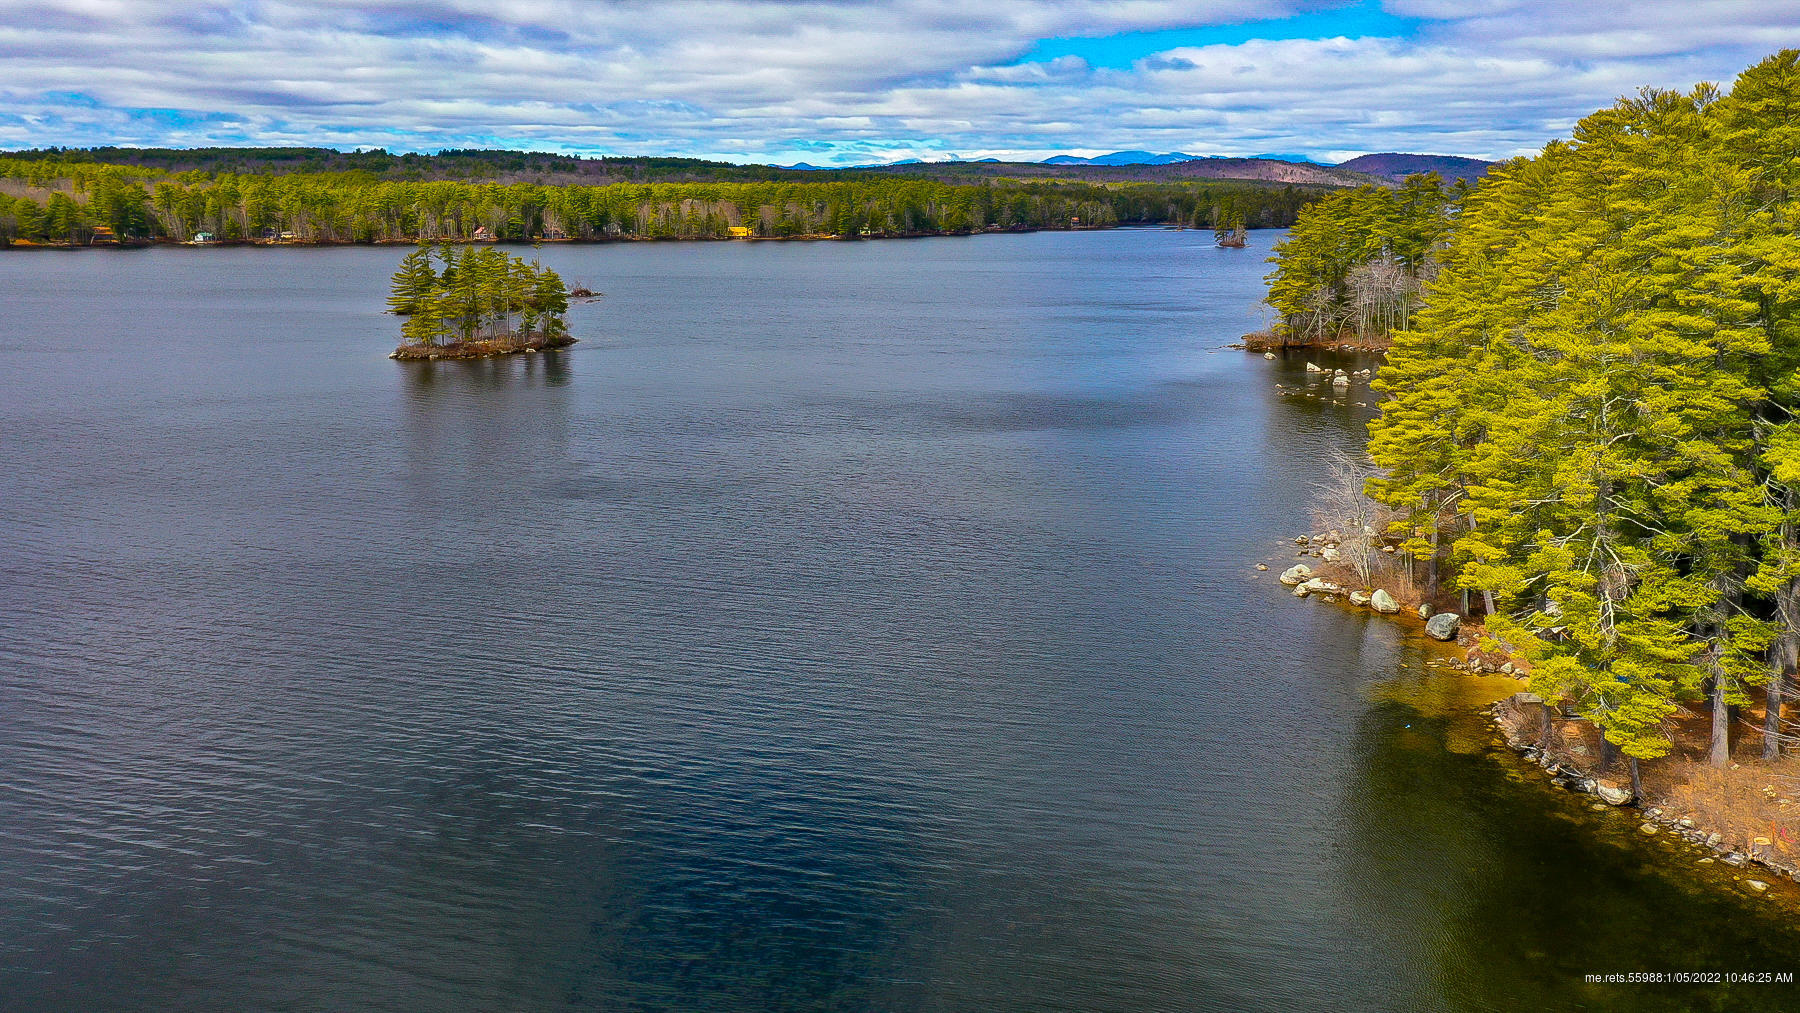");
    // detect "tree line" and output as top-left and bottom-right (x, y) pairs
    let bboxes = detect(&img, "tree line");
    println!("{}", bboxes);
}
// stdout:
(389, 245), (570, 349)
(1280, 50), (1800, 781)
(0, 155), (1327, 247)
